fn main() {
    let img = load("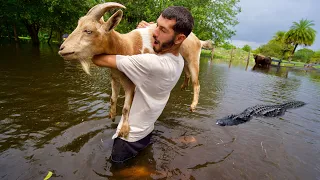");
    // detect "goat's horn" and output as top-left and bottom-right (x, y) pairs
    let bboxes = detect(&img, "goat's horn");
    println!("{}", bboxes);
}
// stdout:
(87, 2), (126, 21)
